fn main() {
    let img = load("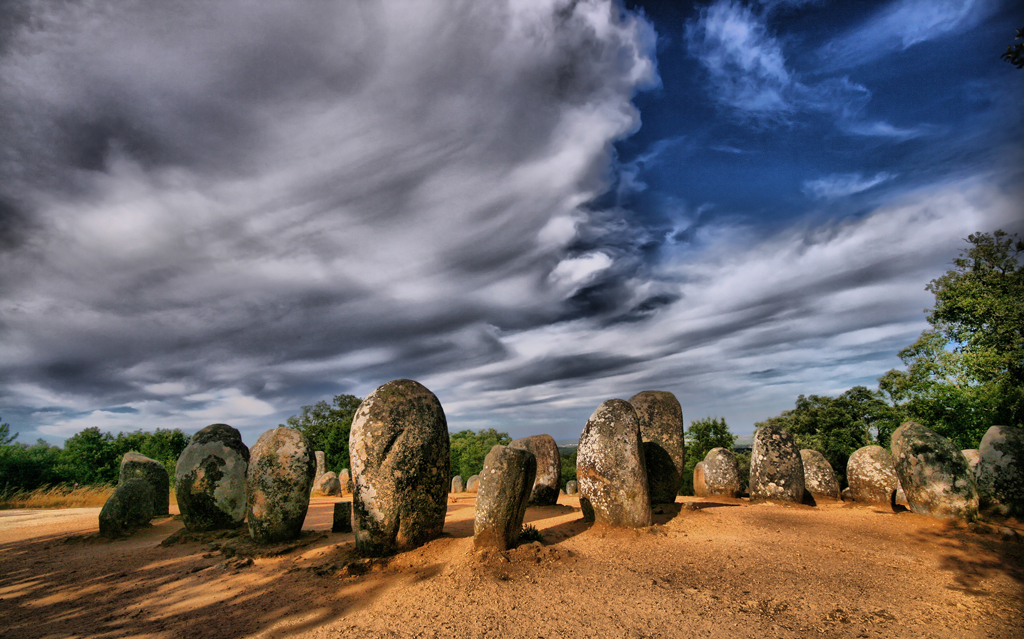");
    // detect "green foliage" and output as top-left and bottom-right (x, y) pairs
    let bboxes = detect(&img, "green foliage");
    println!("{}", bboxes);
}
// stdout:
(449, 428), (511, 480)
(285, 394), (362, 473)
(680, 417), (736, 496)
(1, 419), (16, 446)
(560, 450), (577, 488)
(734, 452), (751, 493)
(518, 524), (543, 544)
(0, 439), (65, 490)
(1002, 27), (1024, 69)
